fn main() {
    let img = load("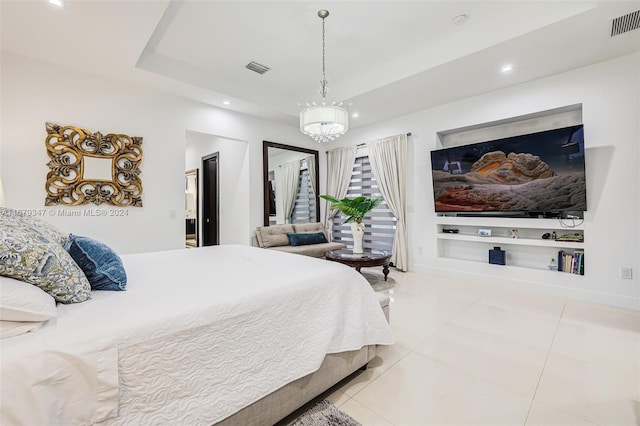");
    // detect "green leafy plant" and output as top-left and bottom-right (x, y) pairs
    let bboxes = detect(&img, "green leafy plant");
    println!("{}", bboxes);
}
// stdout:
(320, 195), (383, 224)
